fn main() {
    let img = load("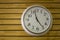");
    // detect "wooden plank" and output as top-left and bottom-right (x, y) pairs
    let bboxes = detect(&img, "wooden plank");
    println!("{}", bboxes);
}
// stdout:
(0, 37), (59, 40)
(0, 4), (60, 9)
(0, 31), (59, 37)
(0, 20), (20, 24)
(0, 13), (59, 19)
(52, 14), (60, 18)
(49, 9), (60, 13)
(0, 14), (21, 18)
(53, 20), (60, 24)
(52, 25), (60, 31)
(0, 9), (23, 13)
(0, 25), (59, 31)
(0, 25), (22, 30)
(0, 9), (59, 13)
(0, 19), (59, 24)
(0, 0), (59, 3)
